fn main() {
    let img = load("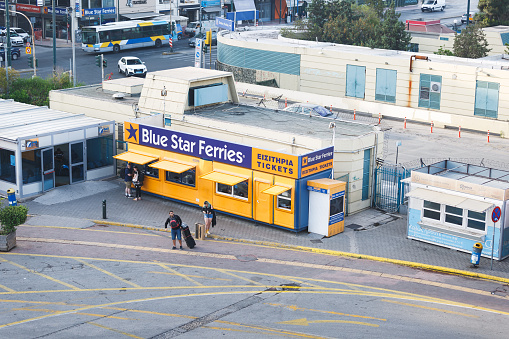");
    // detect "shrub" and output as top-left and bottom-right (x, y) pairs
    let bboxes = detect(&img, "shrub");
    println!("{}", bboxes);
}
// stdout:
(0, 205), (28, 235)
